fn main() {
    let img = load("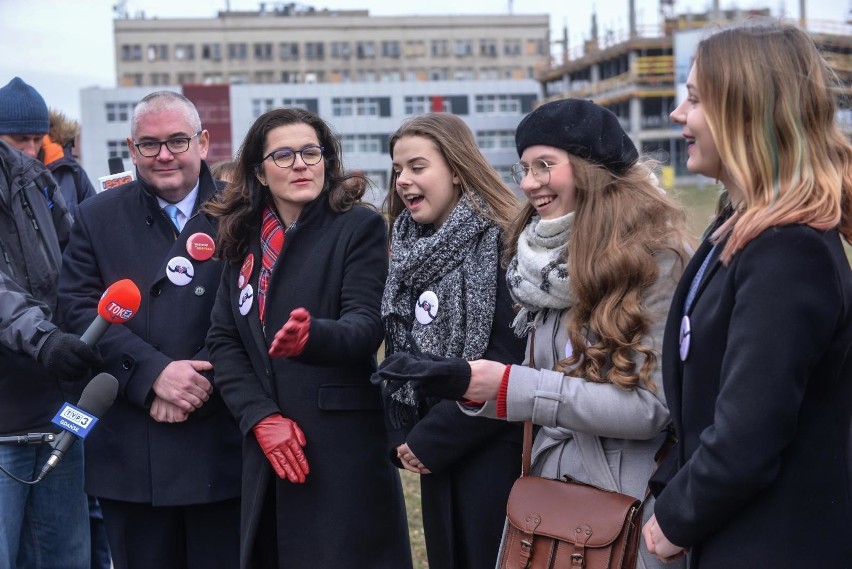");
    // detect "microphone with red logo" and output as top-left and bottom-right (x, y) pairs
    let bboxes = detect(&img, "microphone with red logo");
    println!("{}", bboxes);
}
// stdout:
(80, 280), (142, 346)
